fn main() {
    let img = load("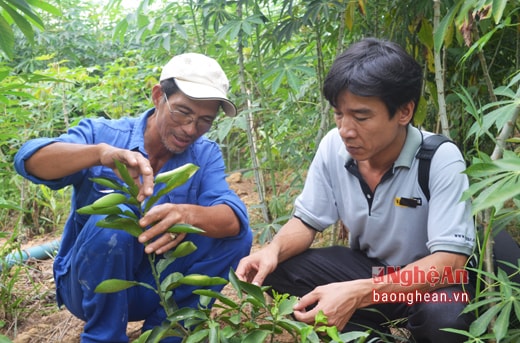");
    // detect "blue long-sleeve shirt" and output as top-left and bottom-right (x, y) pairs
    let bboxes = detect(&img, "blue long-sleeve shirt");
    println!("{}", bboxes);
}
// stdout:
(14, 109), (251, 283)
